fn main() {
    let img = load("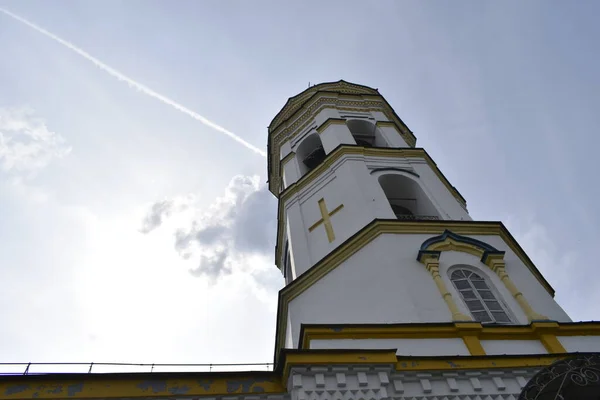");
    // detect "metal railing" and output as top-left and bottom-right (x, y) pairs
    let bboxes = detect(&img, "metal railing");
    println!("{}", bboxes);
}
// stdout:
(395, 214), (440, 221)
(0, 361), (274, 376)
